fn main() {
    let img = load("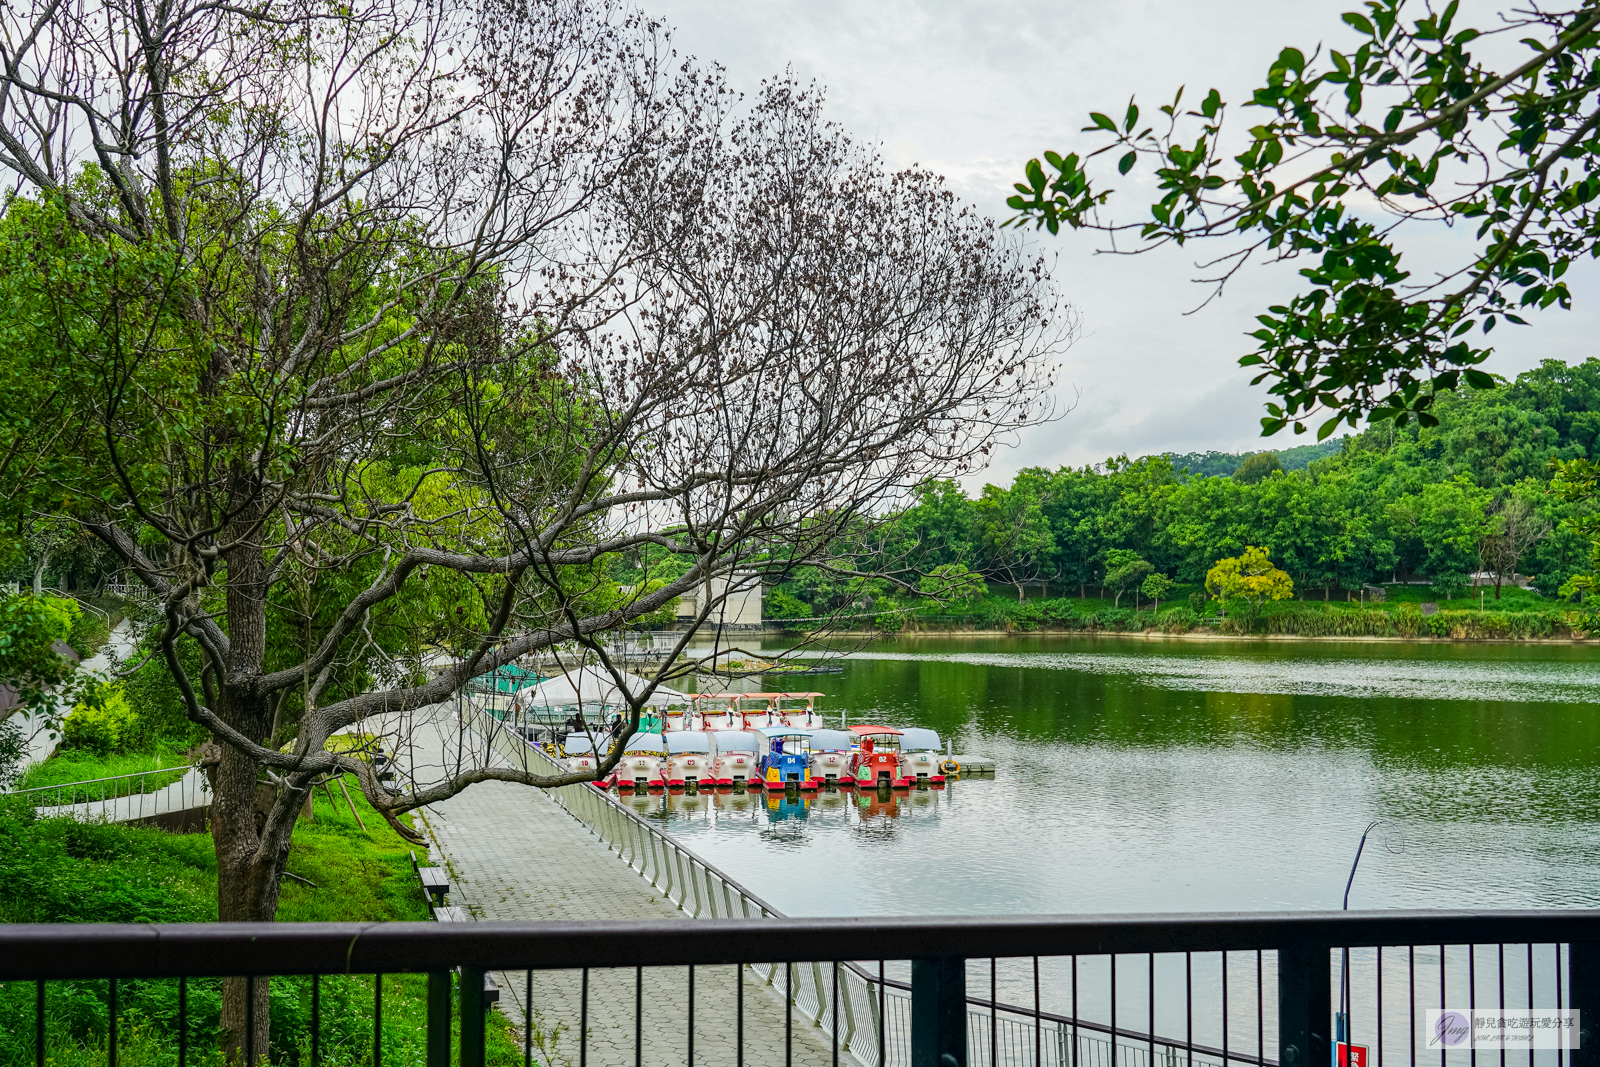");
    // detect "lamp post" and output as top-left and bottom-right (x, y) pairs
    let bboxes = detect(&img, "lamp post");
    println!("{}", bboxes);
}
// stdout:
(1339, 820), (1386, 1057)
